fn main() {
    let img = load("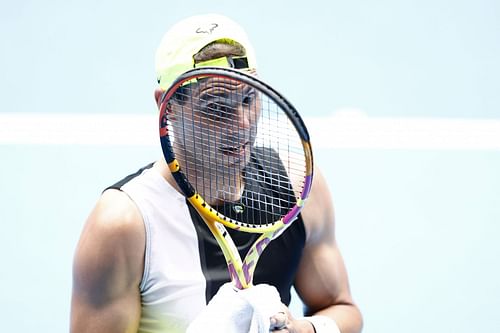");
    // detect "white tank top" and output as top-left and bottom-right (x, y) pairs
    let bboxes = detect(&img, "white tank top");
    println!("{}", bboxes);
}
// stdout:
(120, 166), (207, 333)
